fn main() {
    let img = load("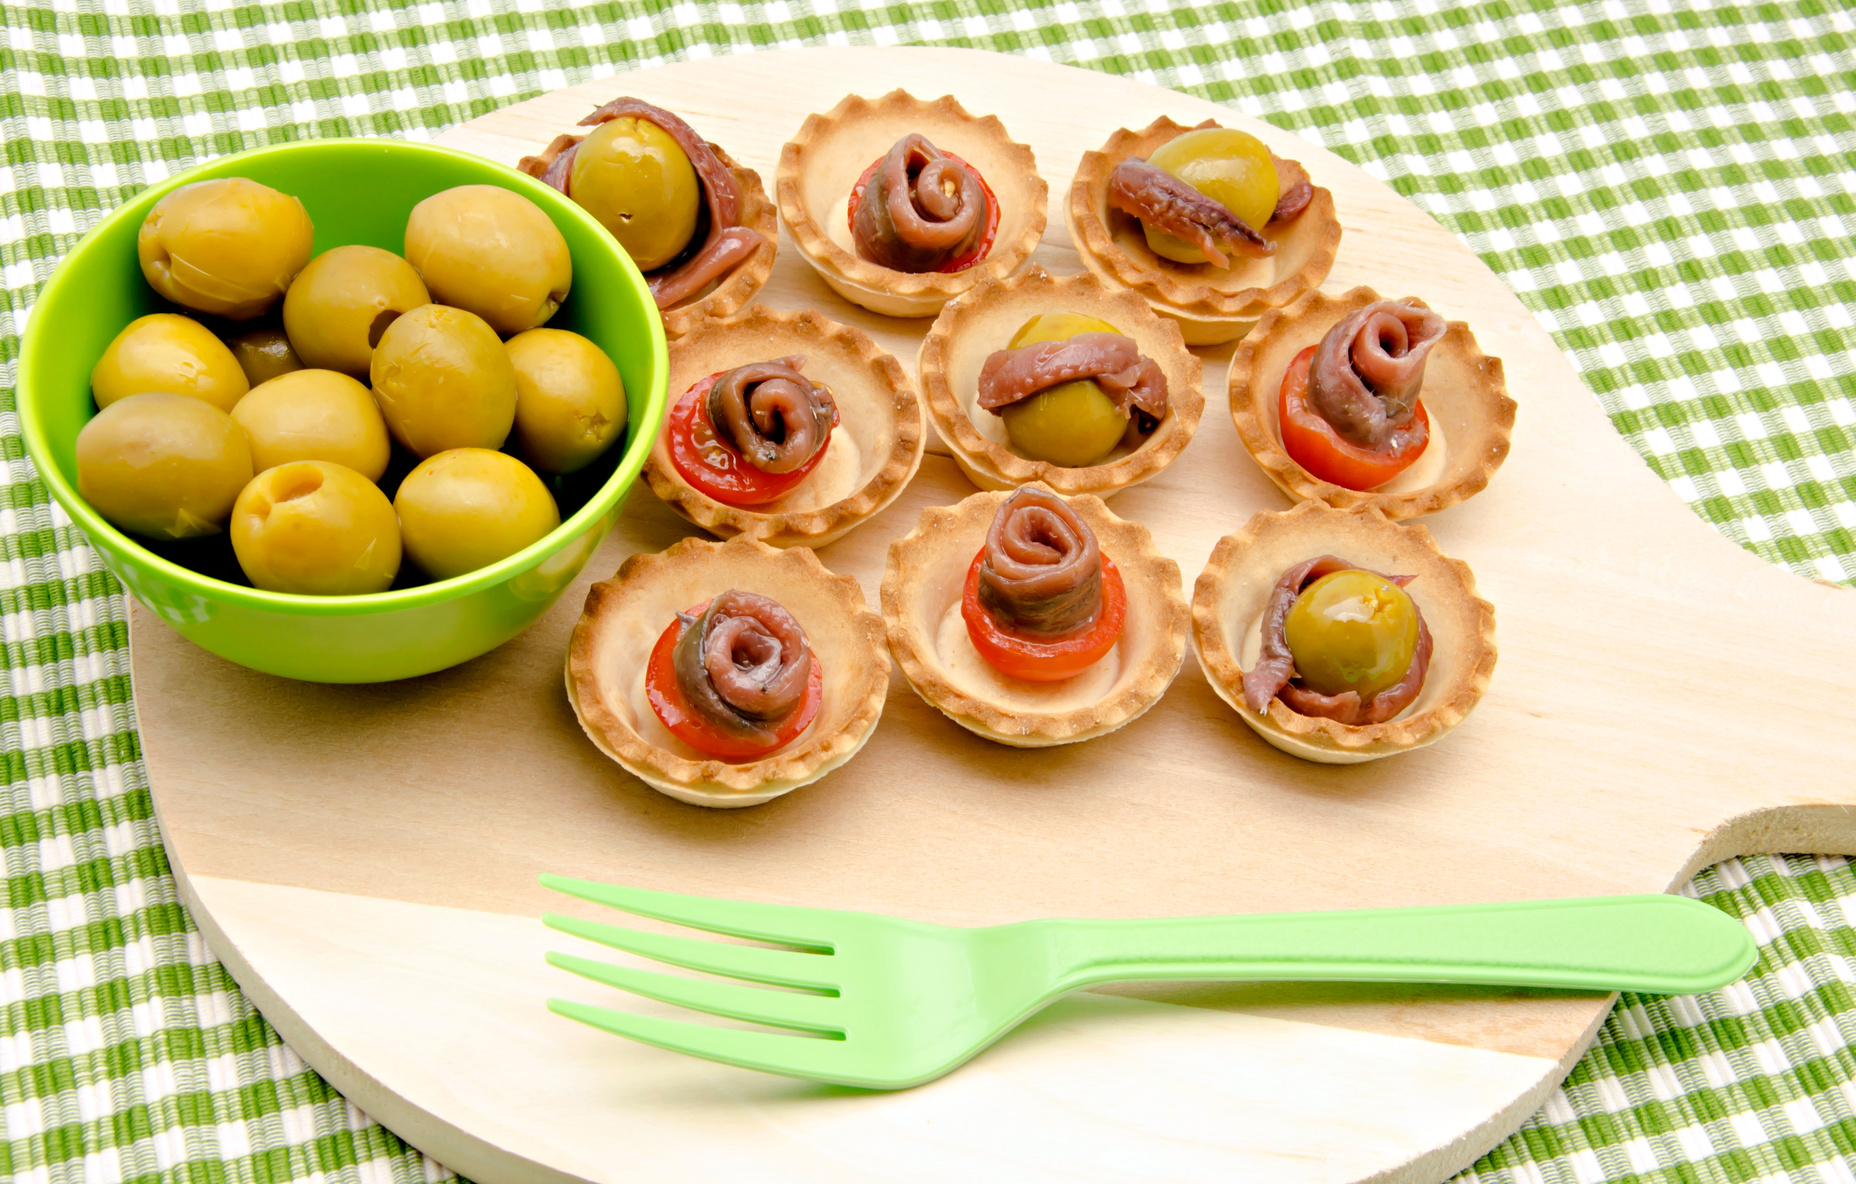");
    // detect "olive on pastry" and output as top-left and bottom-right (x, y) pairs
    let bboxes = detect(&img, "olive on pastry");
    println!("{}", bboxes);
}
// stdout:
(977, 313), (1170, 469)
(1107, 127), (1312, 267)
